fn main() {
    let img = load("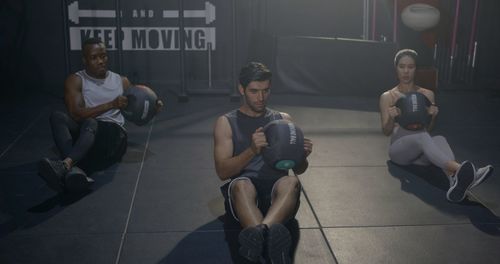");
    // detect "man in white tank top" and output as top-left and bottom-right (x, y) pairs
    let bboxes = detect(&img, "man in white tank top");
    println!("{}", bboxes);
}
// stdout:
(38, 37), (162, 193)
